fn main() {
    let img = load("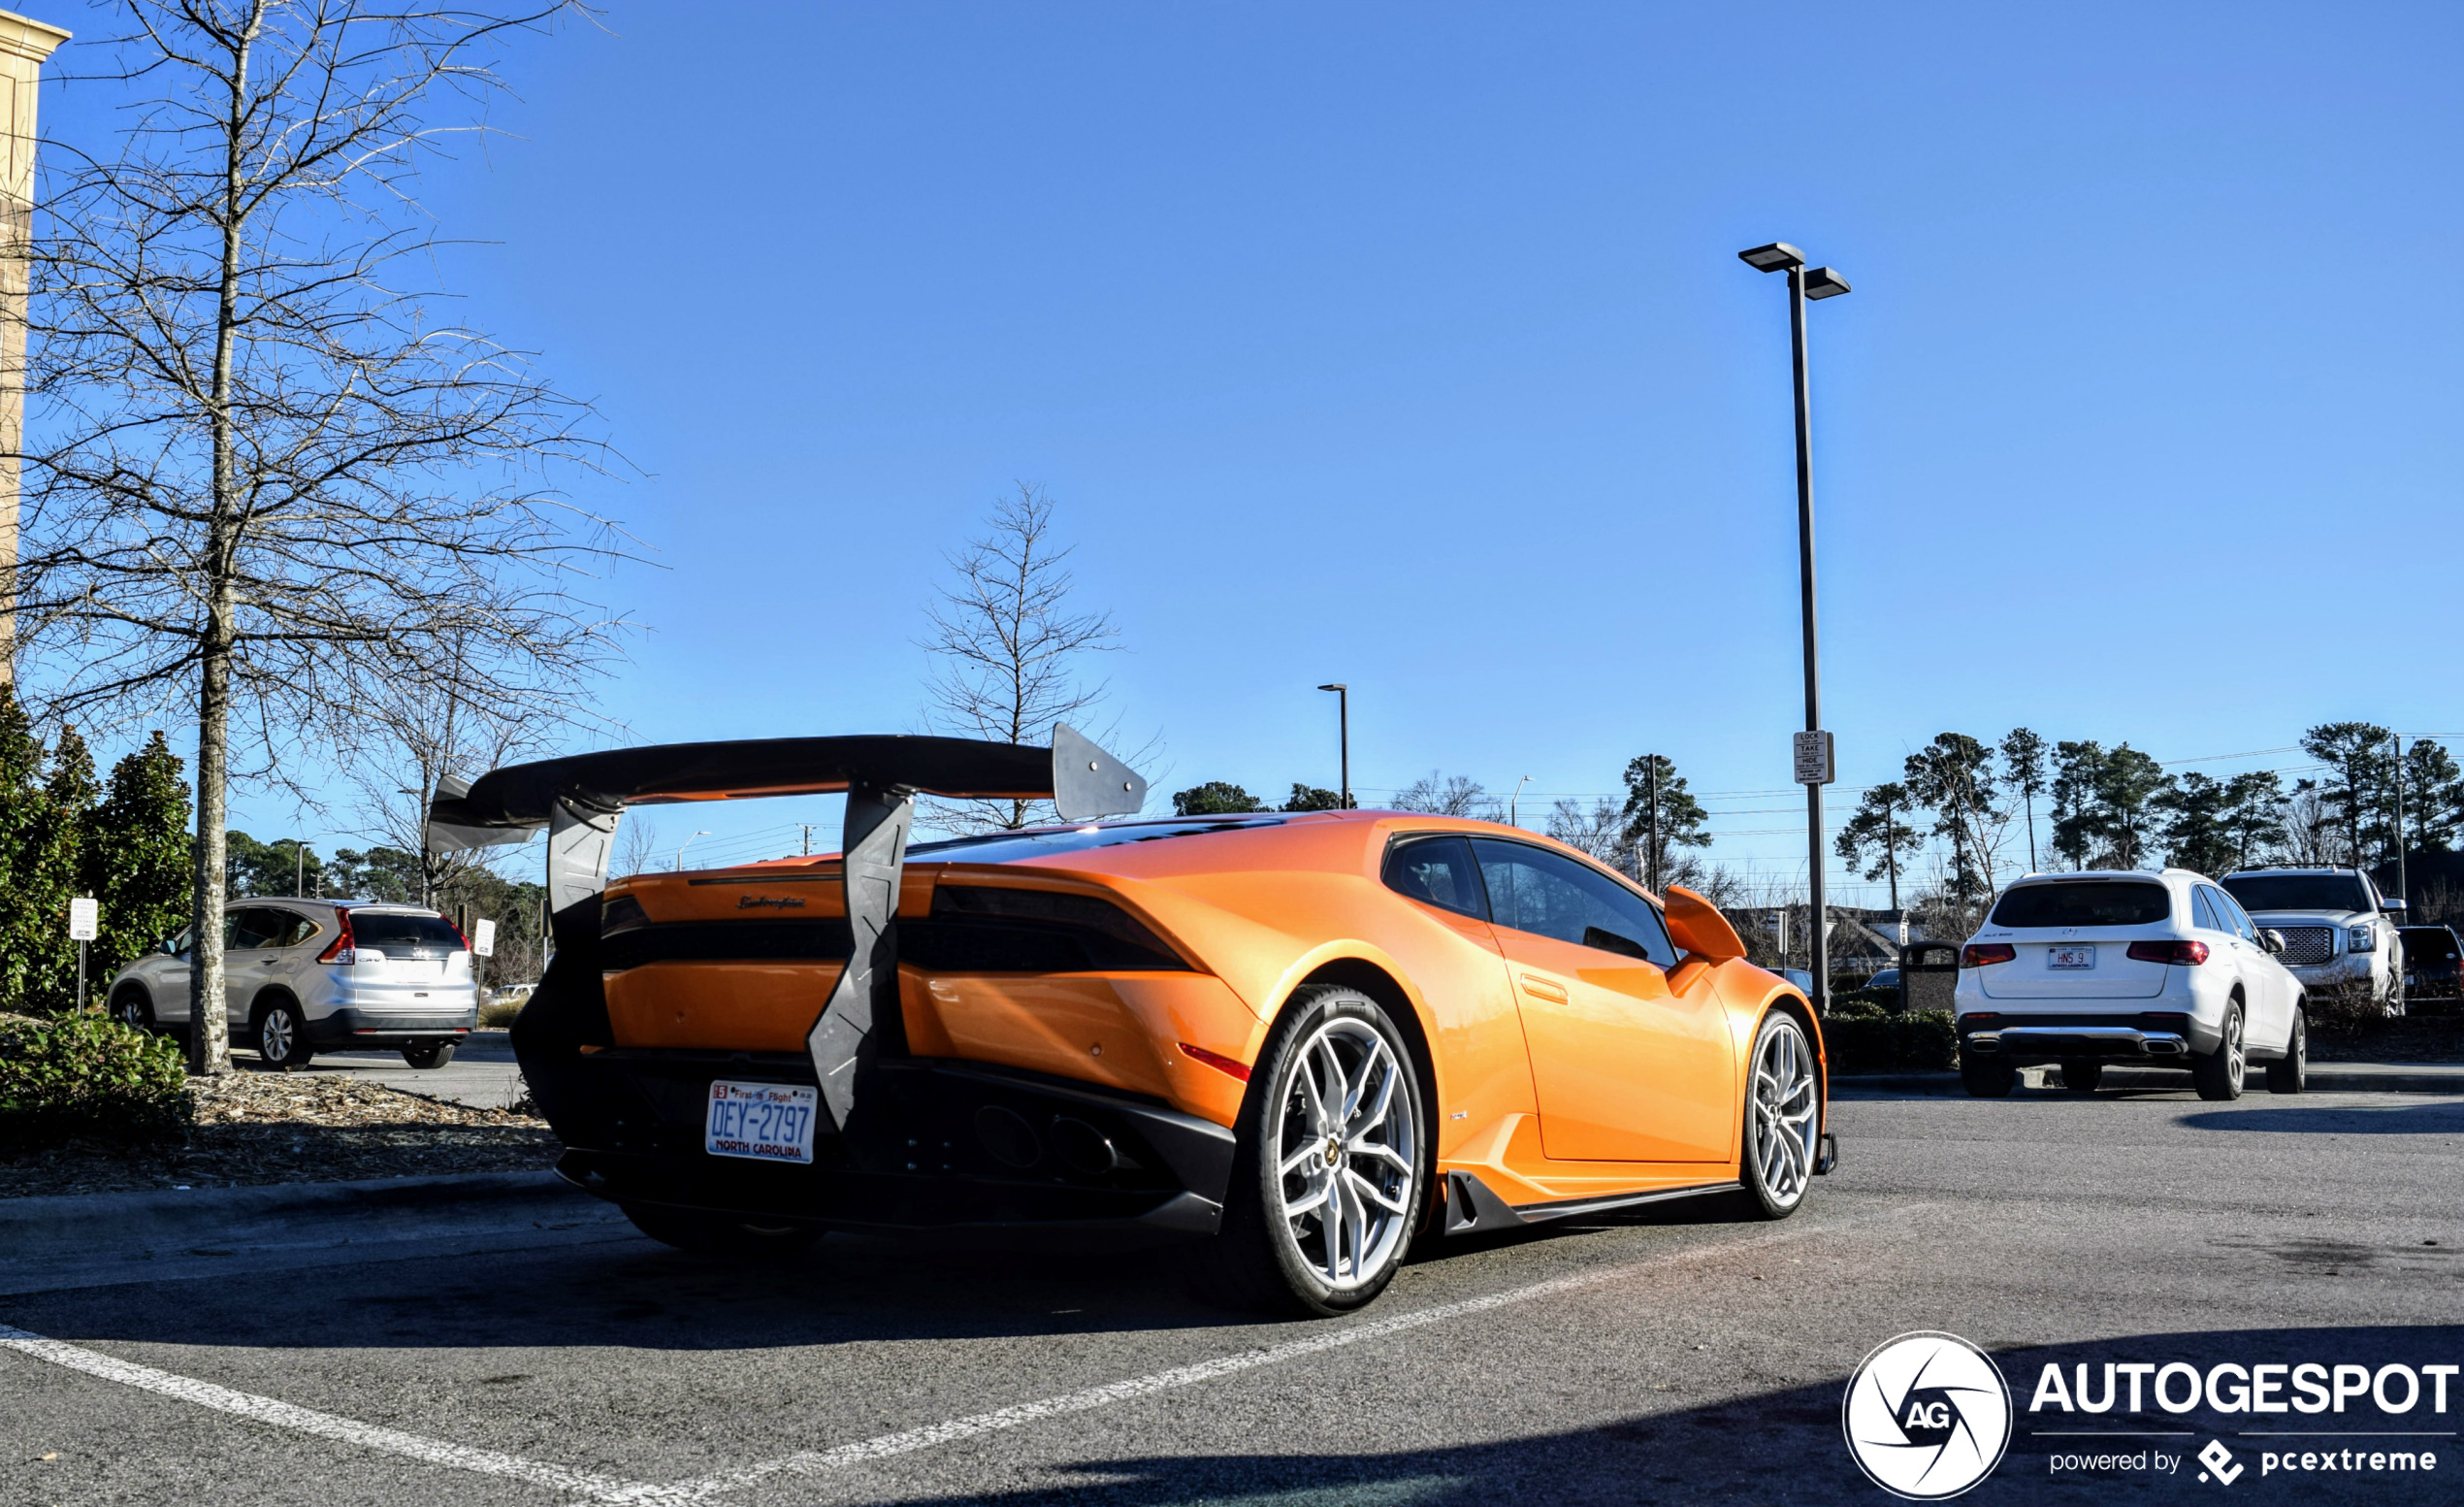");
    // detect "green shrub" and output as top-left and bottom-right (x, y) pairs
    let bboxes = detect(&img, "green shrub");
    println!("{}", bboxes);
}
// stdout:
(1822, 1008), (1958, 1074)
(0, 1012), (191, 1146)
